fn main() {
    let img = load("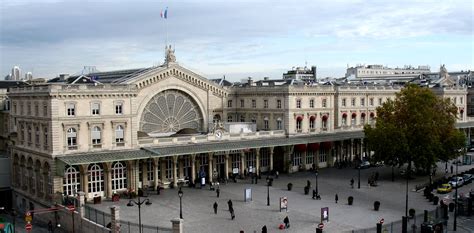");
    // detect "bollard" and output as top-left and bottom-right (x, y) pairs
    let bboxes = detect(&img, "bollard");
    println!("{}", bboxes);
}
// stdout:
(316, 228), (323, 233)
(423, 210), (428, 223)
(376, 223), (382, 233)
(402, 216), (407, 233)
